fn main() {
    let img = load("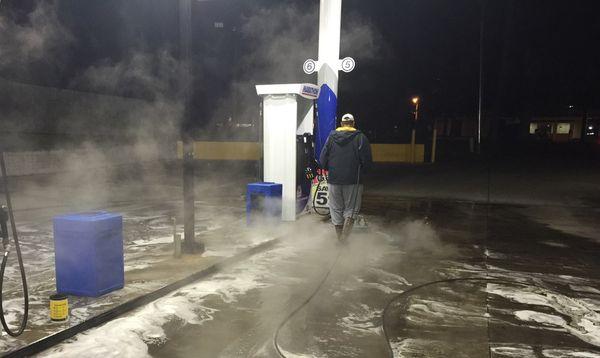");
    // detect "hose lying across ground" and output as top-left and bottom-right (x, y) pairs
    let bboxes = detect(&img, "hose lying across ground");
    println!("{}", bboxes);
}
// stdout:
(273, 256), (549, 358)
(0, 152), (29, 337)
(381, 277), (551, 358)
(273, 248), (343, 357)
